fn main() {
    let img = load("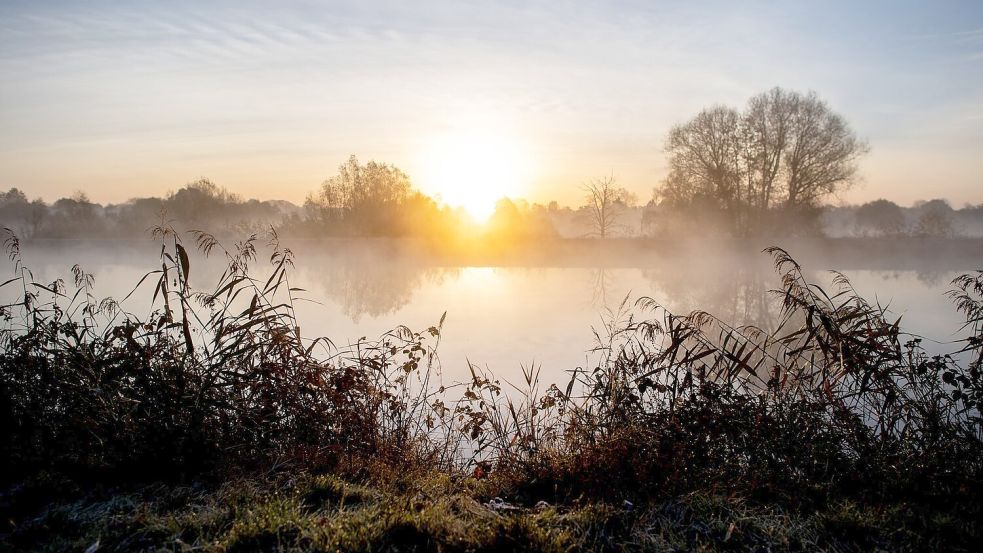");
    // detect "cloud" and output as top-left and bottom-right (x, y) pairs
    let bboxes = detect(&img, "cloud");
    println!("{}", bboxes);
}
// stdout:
(1, 0), (982, 205)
